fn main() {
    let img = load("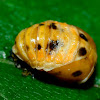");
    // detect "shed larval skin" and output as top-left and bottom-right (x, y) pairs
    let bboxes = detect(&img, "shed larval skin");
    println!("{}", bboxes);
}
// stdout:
(12, 20), (97, 83)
